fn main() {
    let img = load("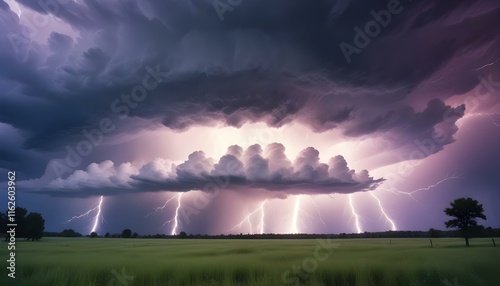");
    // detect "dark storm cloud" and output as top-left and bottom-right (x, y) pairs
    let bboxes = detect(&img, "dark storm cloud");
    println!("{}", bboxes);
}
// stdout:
(20, 143), (382, 197)
(1, 0), (499, 178)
